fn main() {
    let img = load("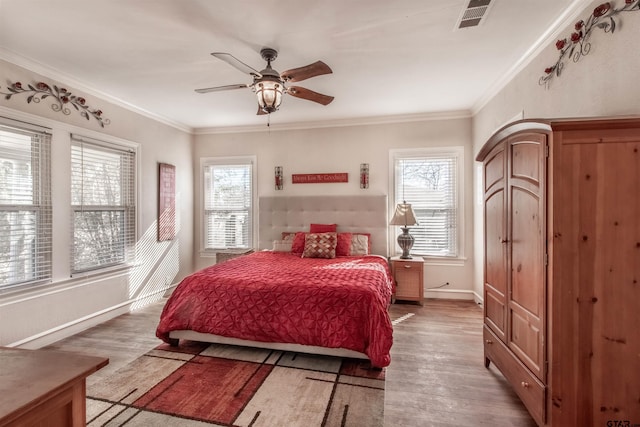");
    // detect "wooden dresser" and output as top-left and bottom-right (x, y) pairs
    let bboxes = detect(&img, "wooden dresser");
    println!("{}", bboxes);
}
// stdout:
(0, 347), (108, 427)
(476, 117), (640, 426)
